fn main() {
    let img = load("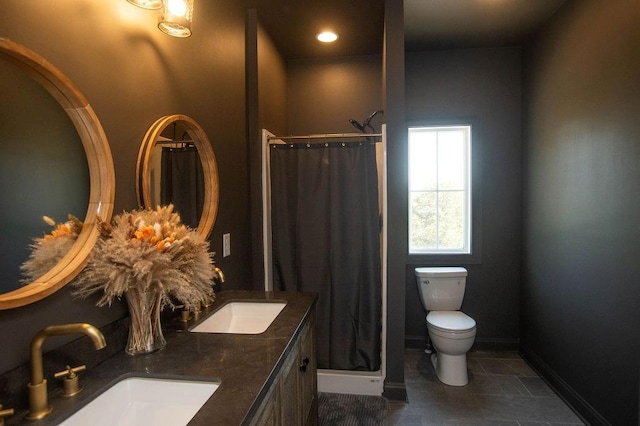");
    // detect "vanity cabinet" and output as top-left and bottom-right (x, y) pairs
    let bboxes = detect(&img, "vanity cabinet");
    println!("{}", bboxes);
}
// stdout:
(251, 312), (317, 426)
(0, 292), (317, 425)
